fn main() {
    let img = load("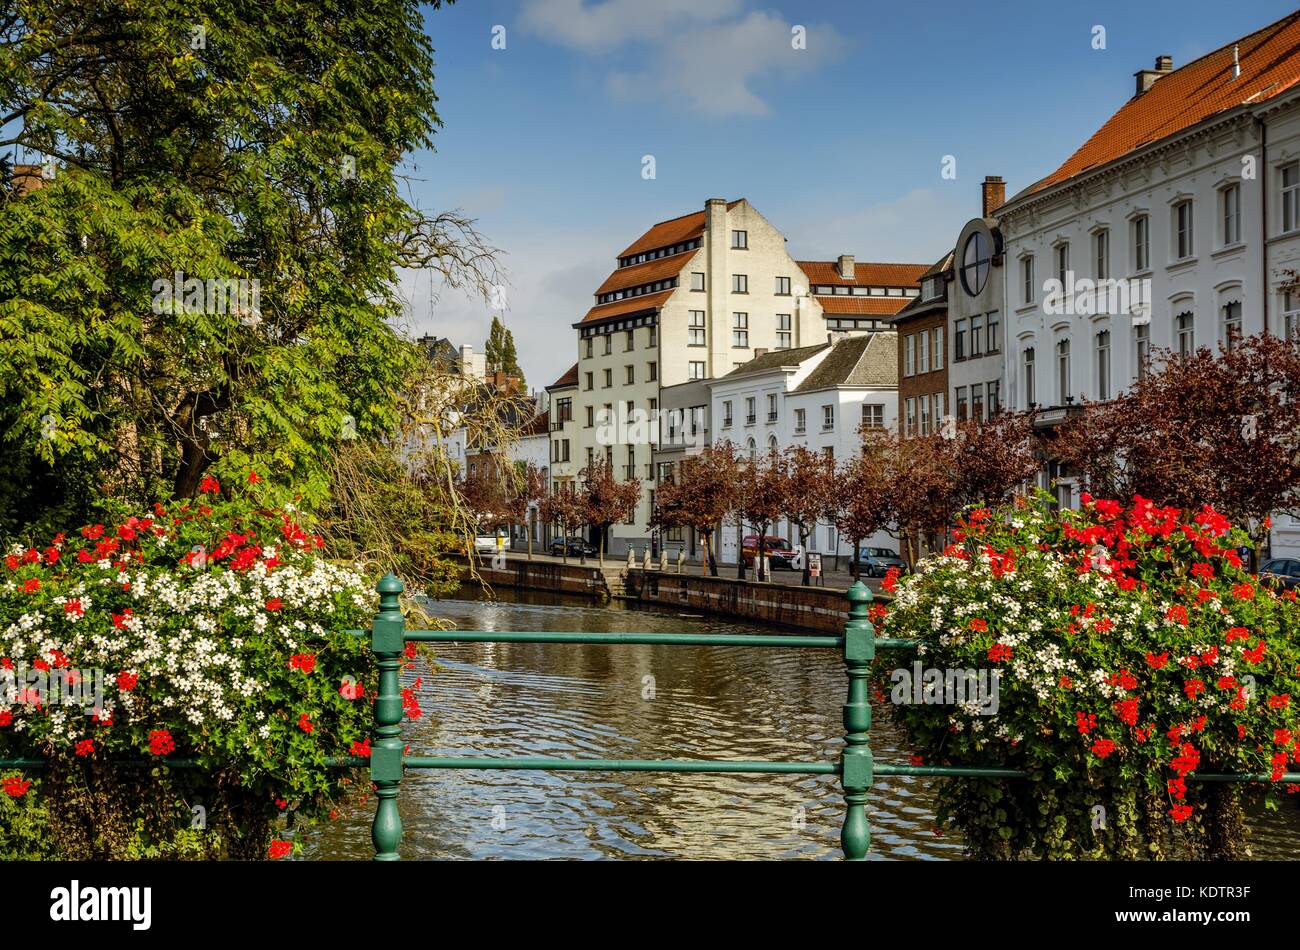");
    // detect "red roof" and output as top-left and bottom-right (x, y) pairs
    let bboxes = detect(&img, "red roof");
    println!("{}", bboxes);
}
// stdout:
(817, 296), (914, 315)
(1029, 11), (1300, 197)
(618, 200), (742, 257)
(548, 363), (579, 389)
(578, 290), (674, 326)
(796, 260), (928, 287)
(594, 253), (696, 296)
